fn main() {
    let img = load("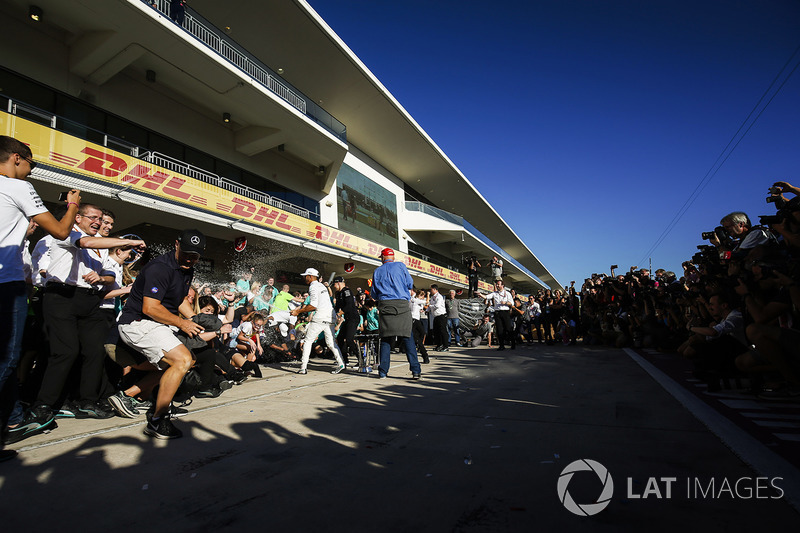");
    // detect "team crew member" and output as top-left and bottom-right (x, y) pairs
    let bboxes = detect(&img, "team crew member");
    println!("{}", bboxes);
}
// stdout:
(429, 284), (448, 351)
(21, 204), (146, 434)
(446, 289), (461, 347)
(0, 136), (82, 456)
(333, 276), (362, 369)
(117, 229), (206, 440)
(482, 279), (515, 350)
(371, 248), (422, 380)
(291, 267), (346, 375)
(411, 289), (430, 364)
